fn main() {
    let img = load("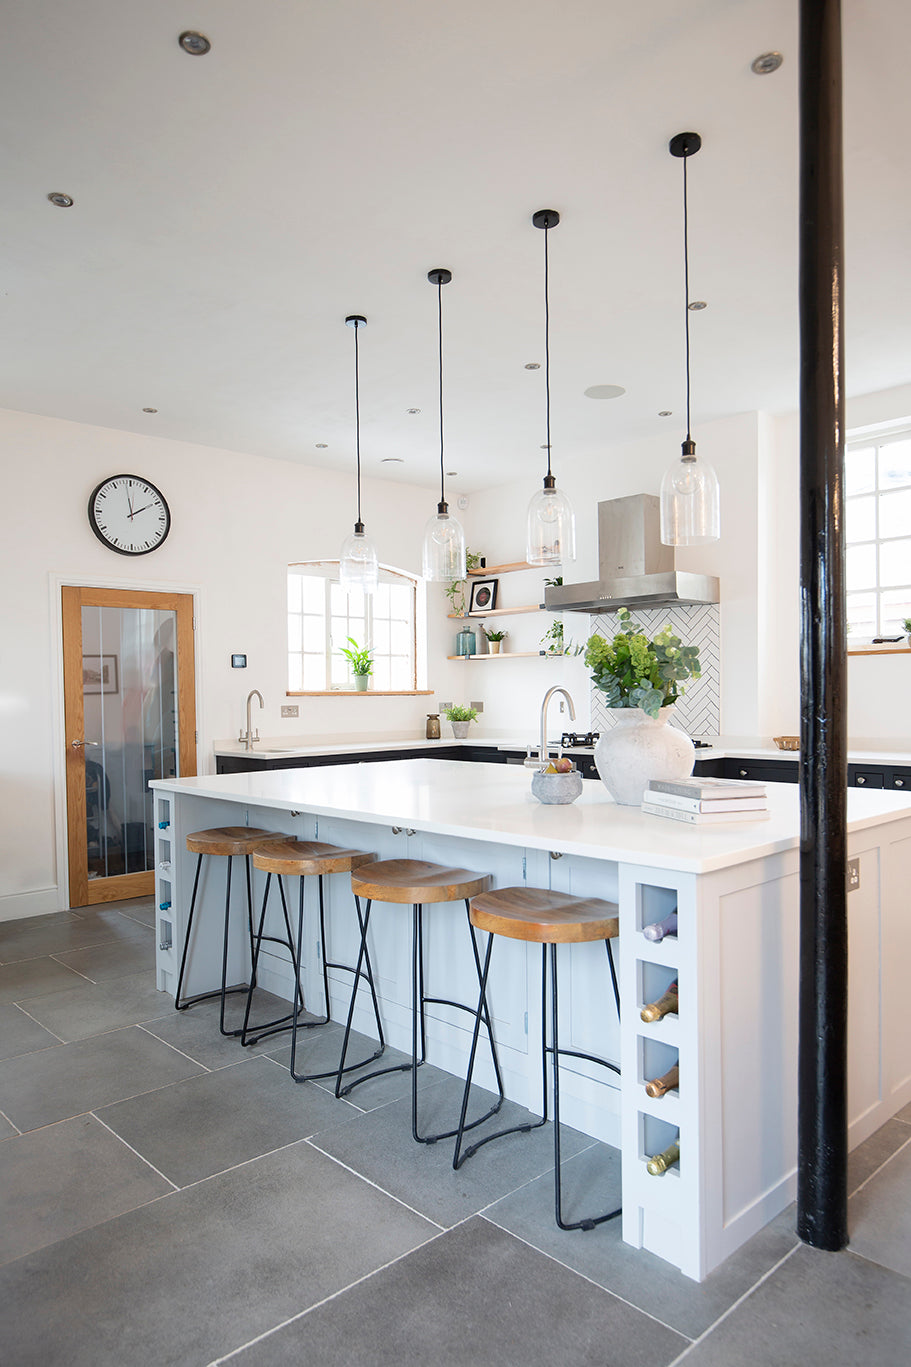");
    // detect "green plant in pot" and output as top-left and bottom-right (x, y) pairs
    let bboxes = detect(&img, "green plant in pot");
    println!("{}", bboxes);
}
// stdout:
(444, 550), (483, 617)
(443, 704), (478, 739)
(583, 608), (702, 805)
(339, 636), (374, 692)
(904, 617), (911, 644)
(484, 628), (507, 655)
